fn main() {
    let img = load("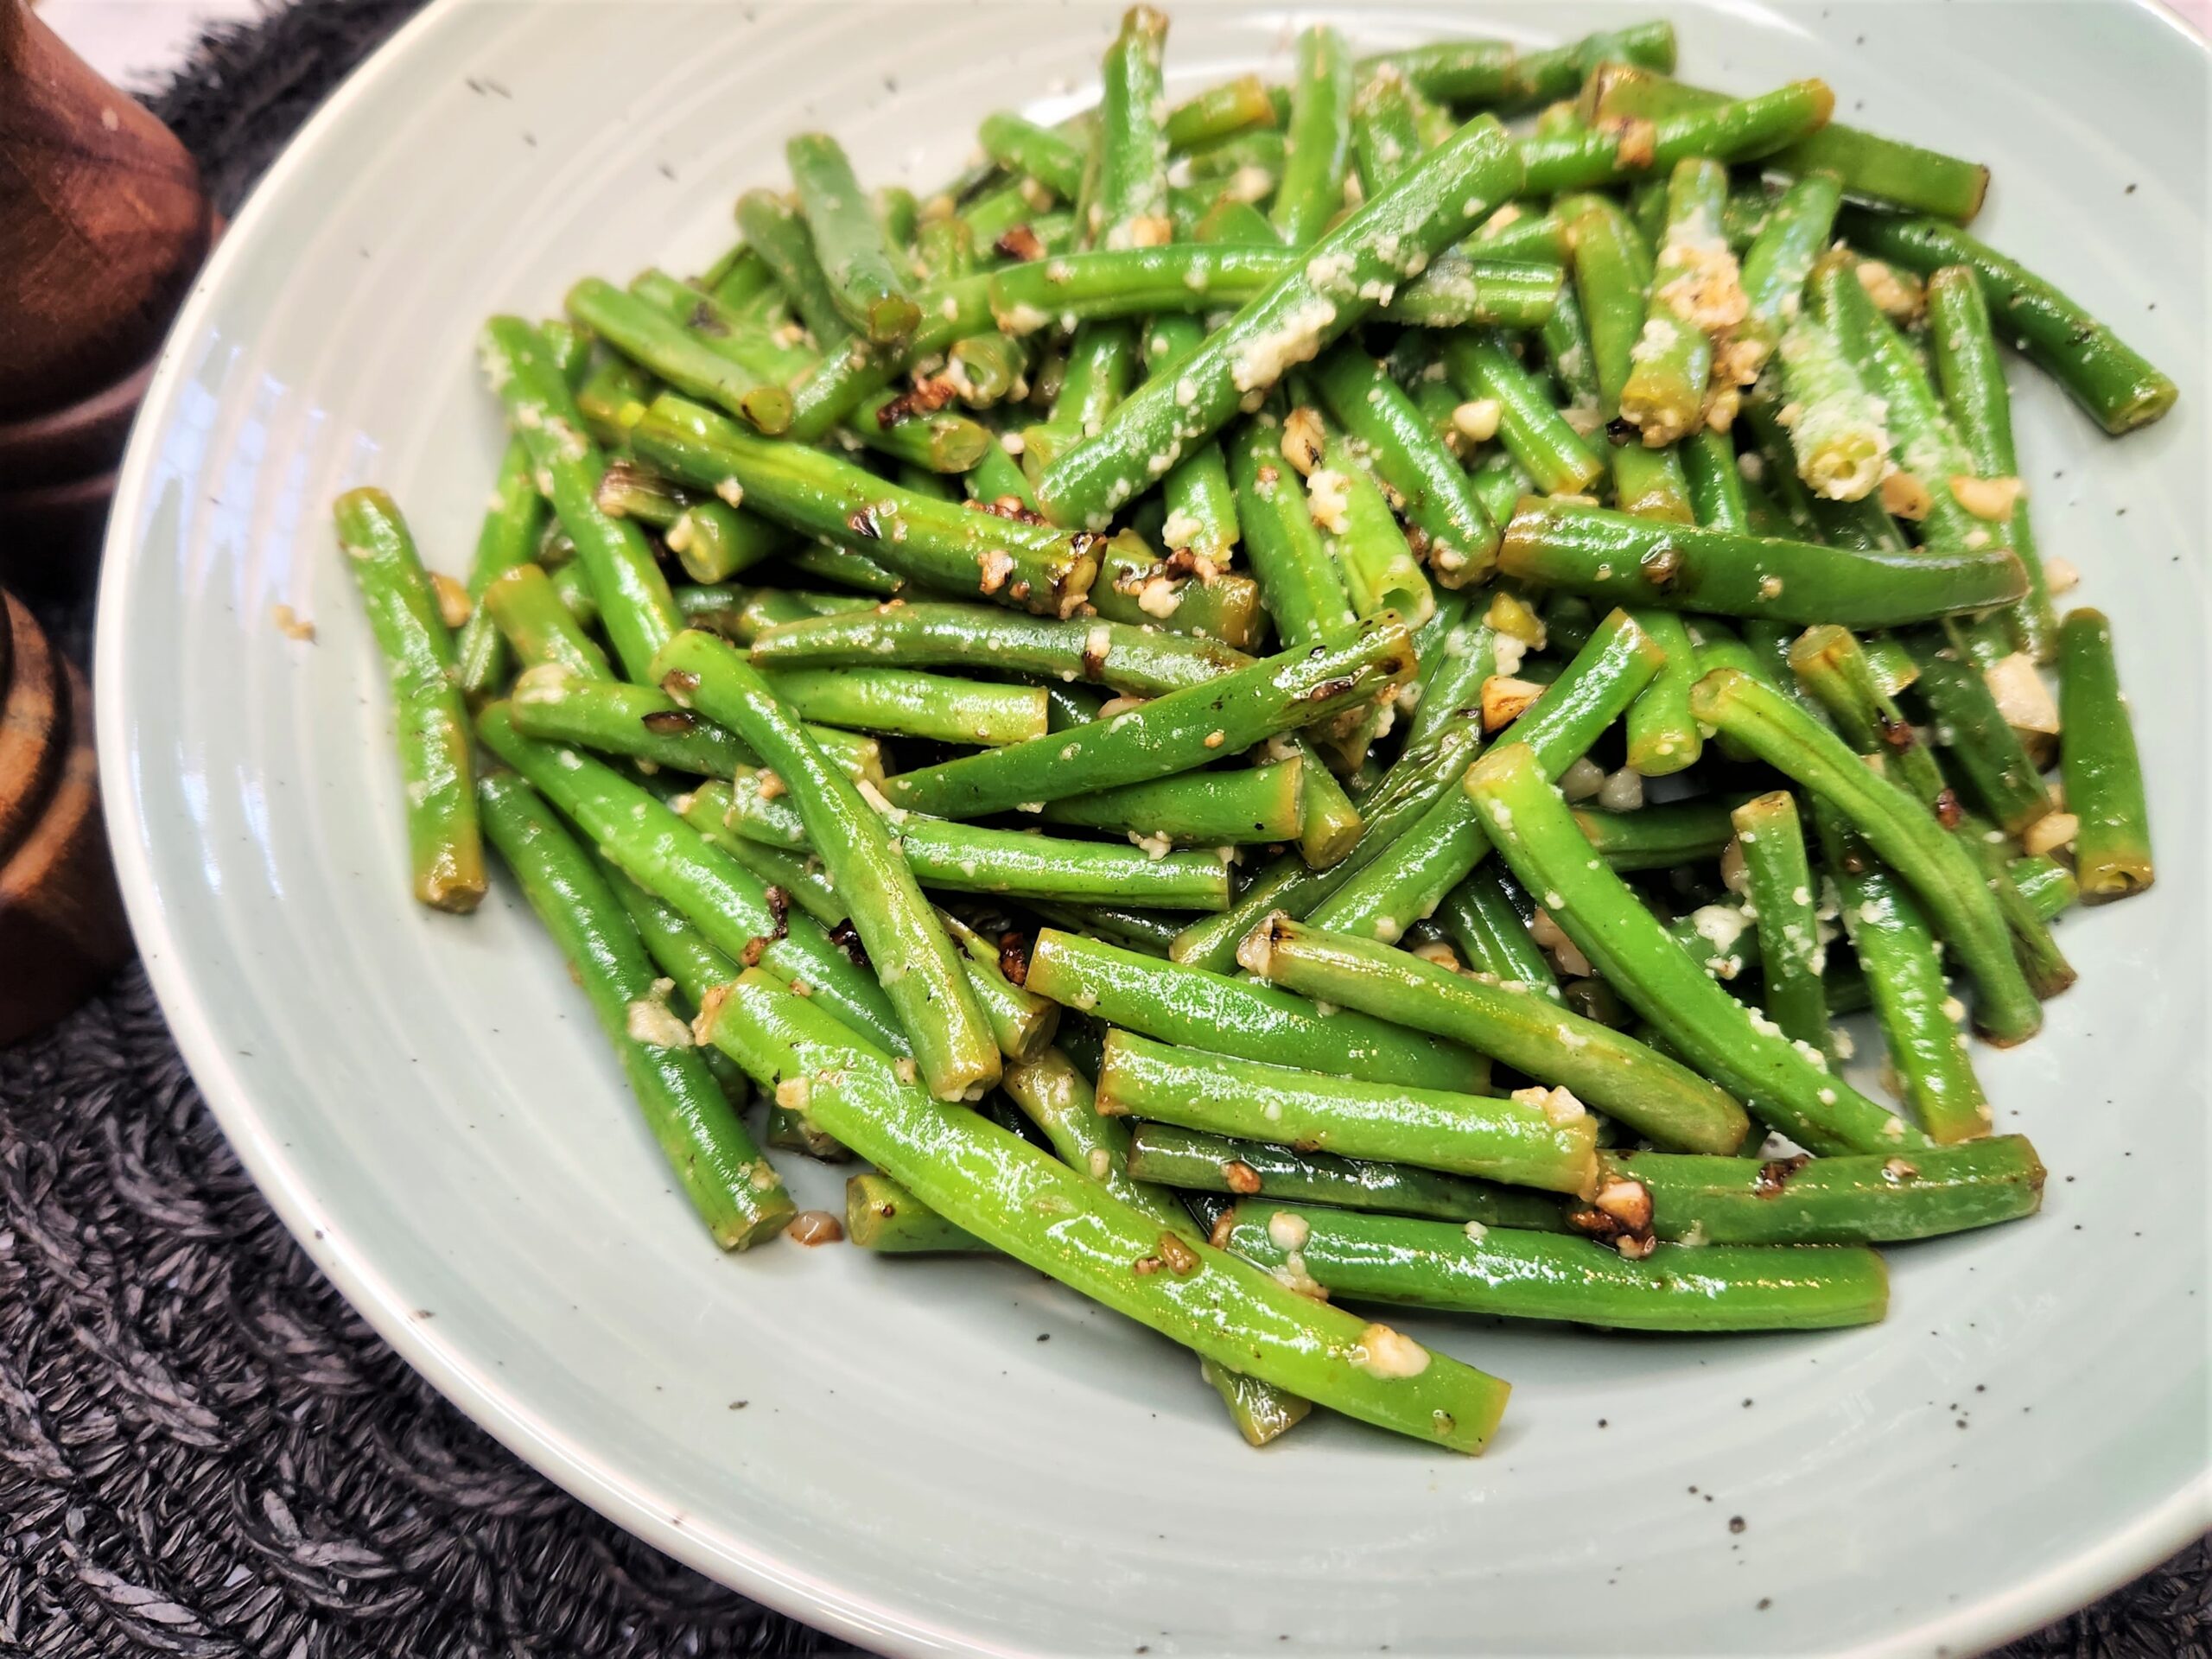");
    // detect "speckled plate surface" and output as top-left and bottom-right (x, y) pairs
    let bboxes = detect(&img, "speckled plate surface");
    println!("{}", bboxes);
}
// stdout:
(99, 3), (2210, 1653)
